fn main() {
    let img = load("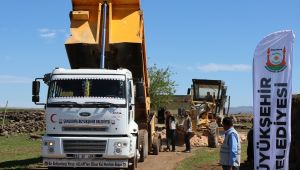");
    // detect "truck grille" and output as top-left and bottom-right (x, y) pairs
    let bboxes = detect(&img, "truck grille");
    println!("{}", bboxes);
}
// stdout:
(63, 140), (107, 153)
